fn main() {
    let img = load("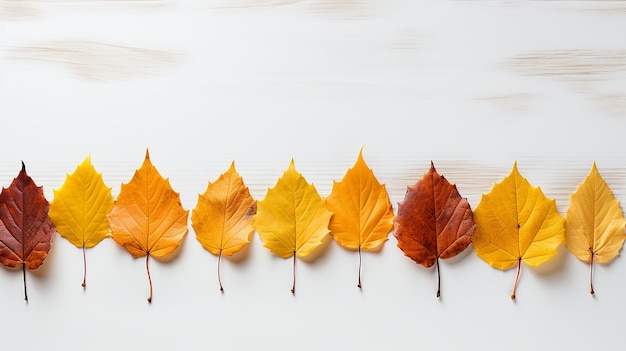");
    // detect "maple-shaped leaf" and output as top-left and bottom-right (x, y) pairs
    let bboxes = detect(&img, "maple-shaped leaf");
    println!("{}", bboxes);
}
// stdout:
(49, 155), (114, 288)
(108, 150), (188, 302)
(325, 148), (394, 288)
(473, 162), (565, 300)
(0, 162), (55, 301)
(254, 159), (332, 294)
(566, 162), (625, 295)
(394, 162), (475, 298)
(191, 162), (256, 292)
